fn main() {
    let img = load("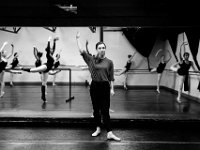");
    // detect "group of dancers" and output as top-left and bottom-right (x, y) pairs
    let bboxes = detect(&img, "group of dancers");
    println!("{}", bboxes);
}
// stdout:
(116, 43), (199, 103)
(0, 36), (61, 101)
